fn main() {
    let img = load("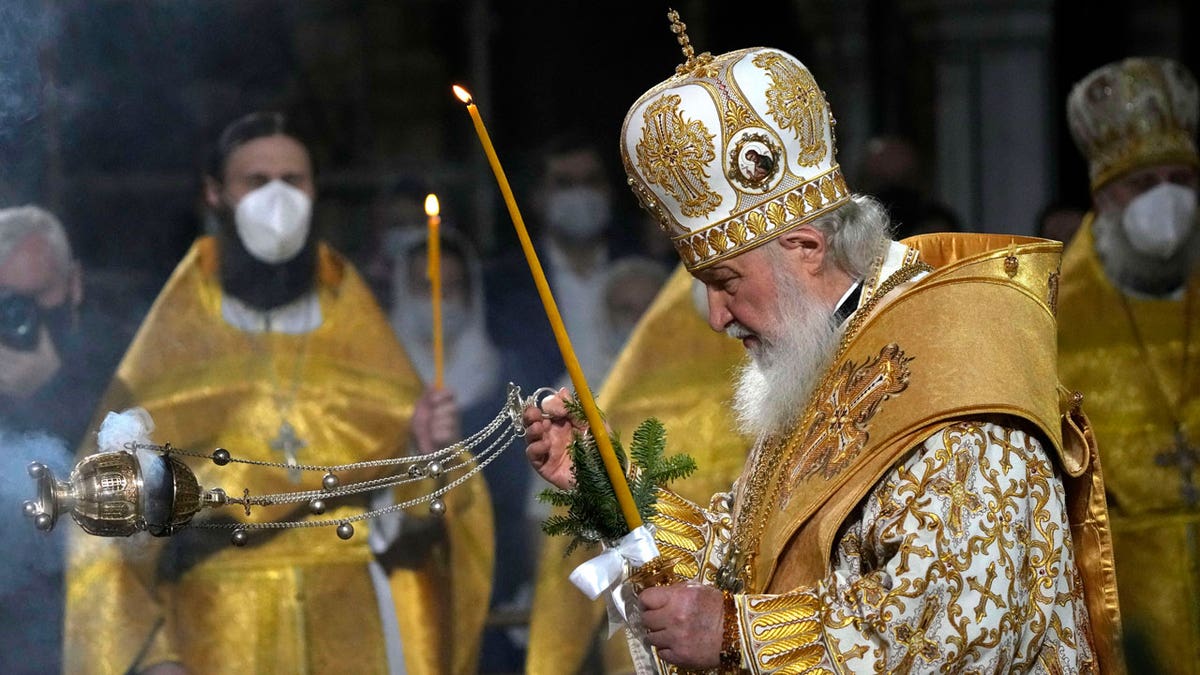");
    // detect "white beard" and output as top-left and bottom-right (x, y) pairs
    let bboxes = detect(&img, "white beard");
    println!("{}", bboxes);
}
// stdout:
(730, 269), (840, 440)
